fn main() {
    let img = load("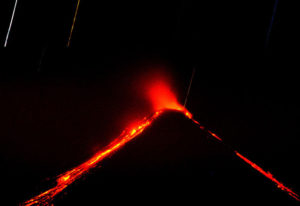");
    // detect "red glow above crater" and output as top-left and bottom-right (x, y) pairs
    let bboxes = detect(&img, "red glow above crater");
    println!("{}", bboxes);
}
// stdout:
(146, 78), (192, 118)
